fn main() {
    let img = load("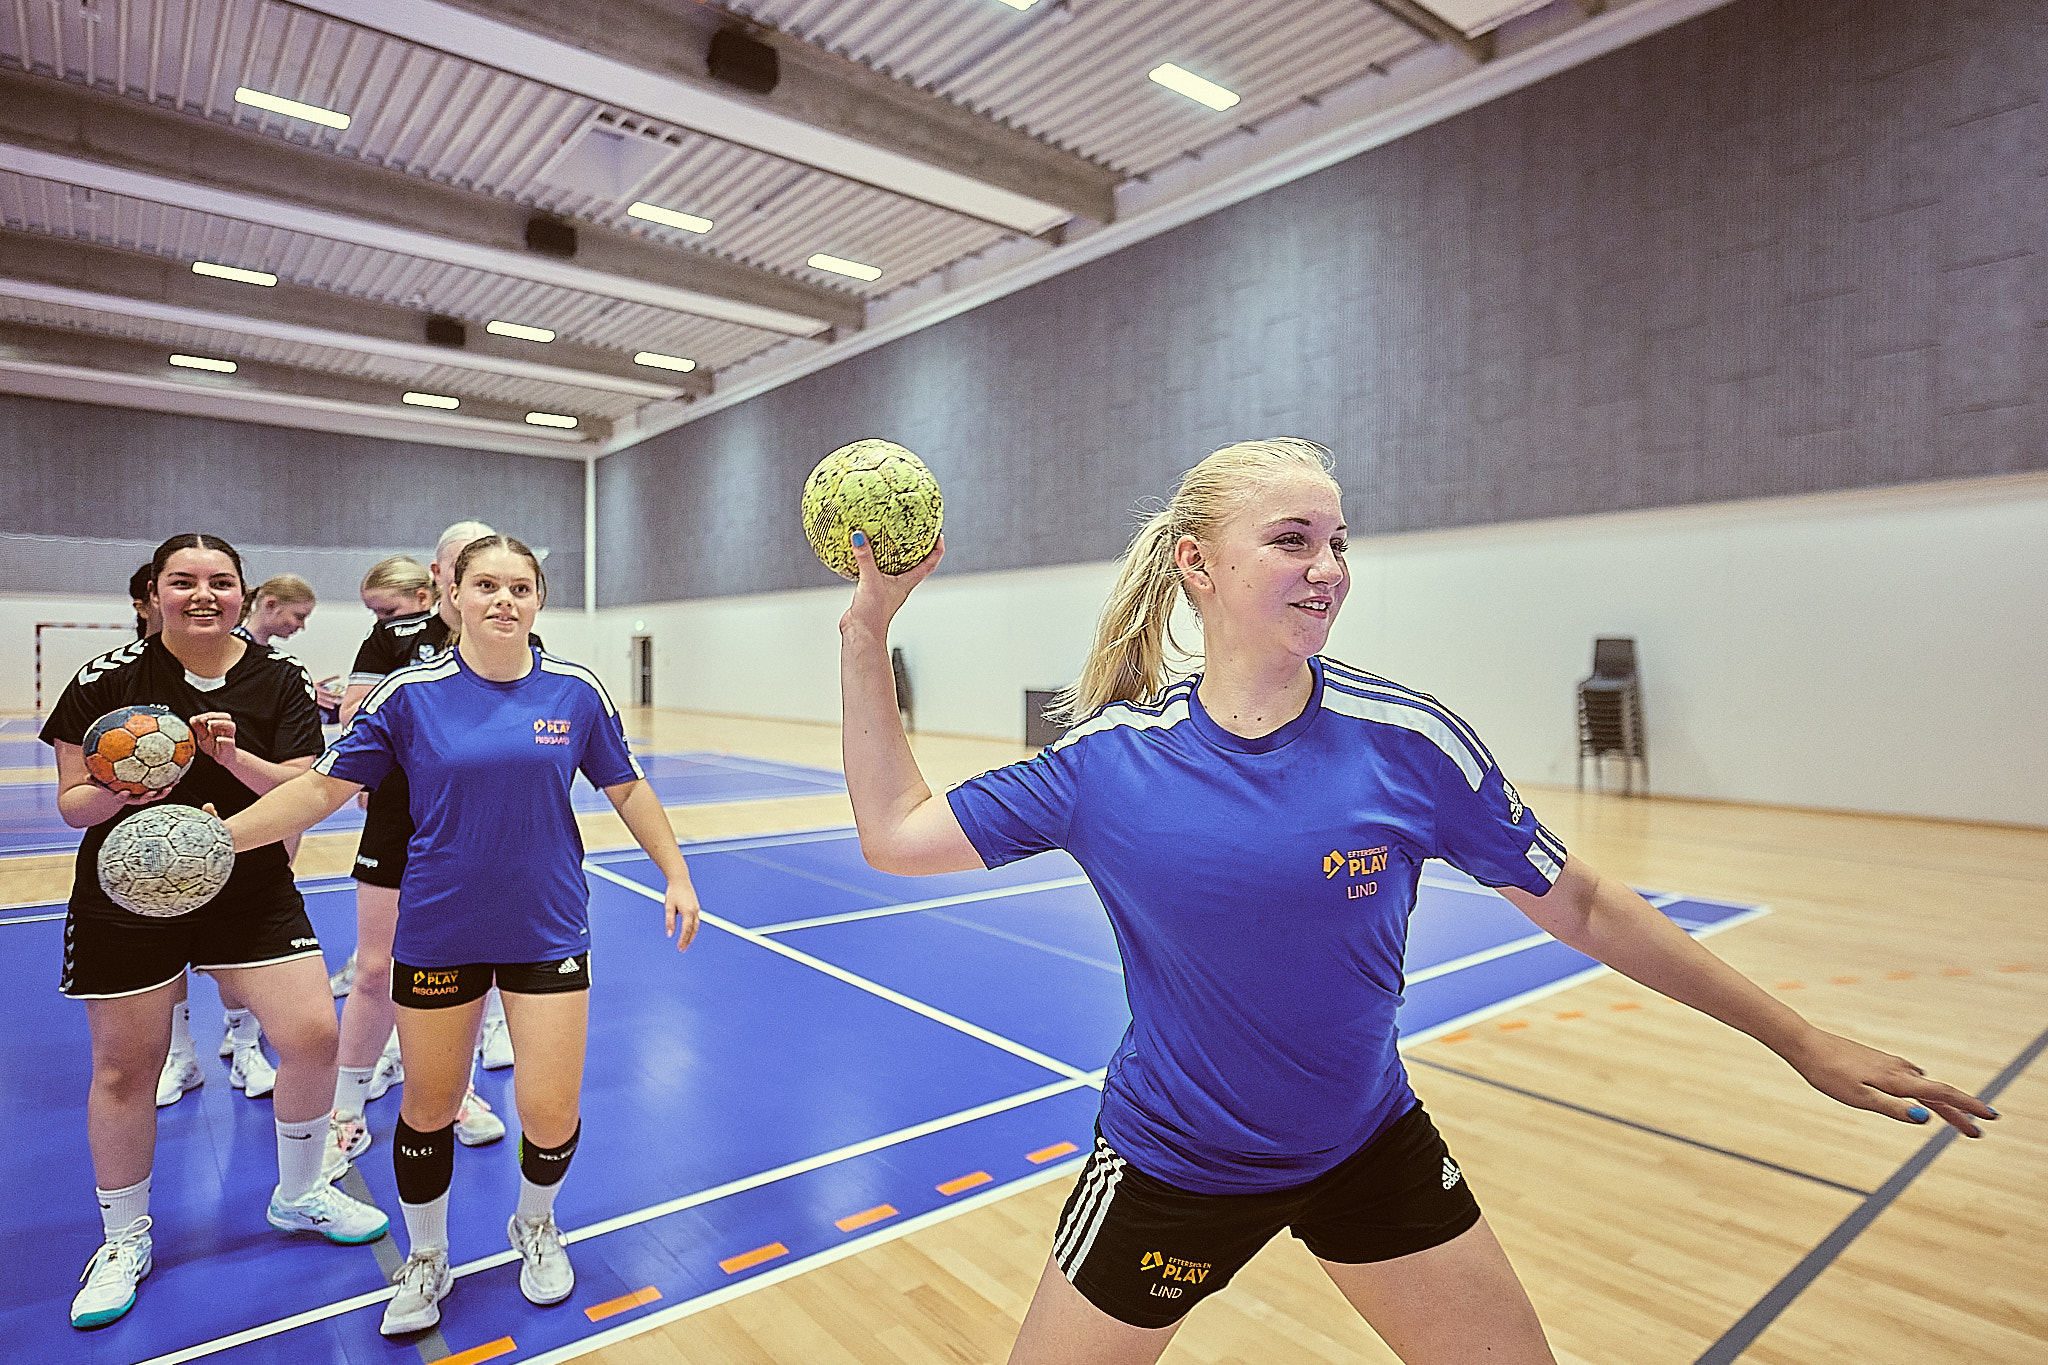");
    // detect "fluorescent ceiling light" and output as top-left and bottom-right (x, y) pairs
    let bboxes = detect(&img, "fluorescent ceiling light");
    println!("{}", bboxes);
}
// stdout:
(808, 253), (883, 283)
(233, 86), (350, 130)
(192, 261), (277, 287)
(1148, 63), (1241, 111)
(402, 391), (461, 409)
(632, 351), (697, 372)
(626, 201), (713, 234)
(168, 353), (237, 373)
(487, 320), (556, 343)
(525, 411), (579, 428)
